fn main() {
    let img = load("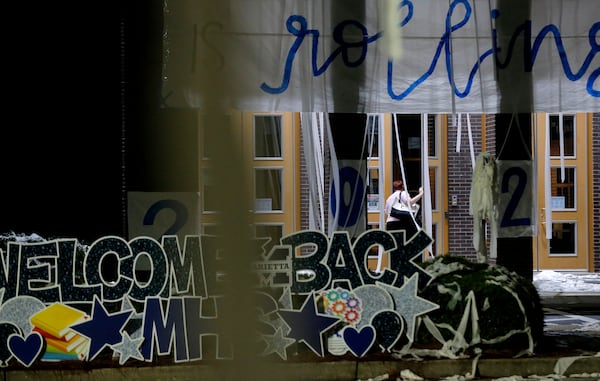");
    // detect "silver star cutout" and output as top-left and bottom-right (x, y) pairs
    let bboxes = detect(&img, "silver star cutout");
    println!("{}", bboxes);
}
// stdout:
(377, 273), (439, 342)
(111, 331), (145, 365)
(278, 287), (293, 309)
(261, 327), (295, 360)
